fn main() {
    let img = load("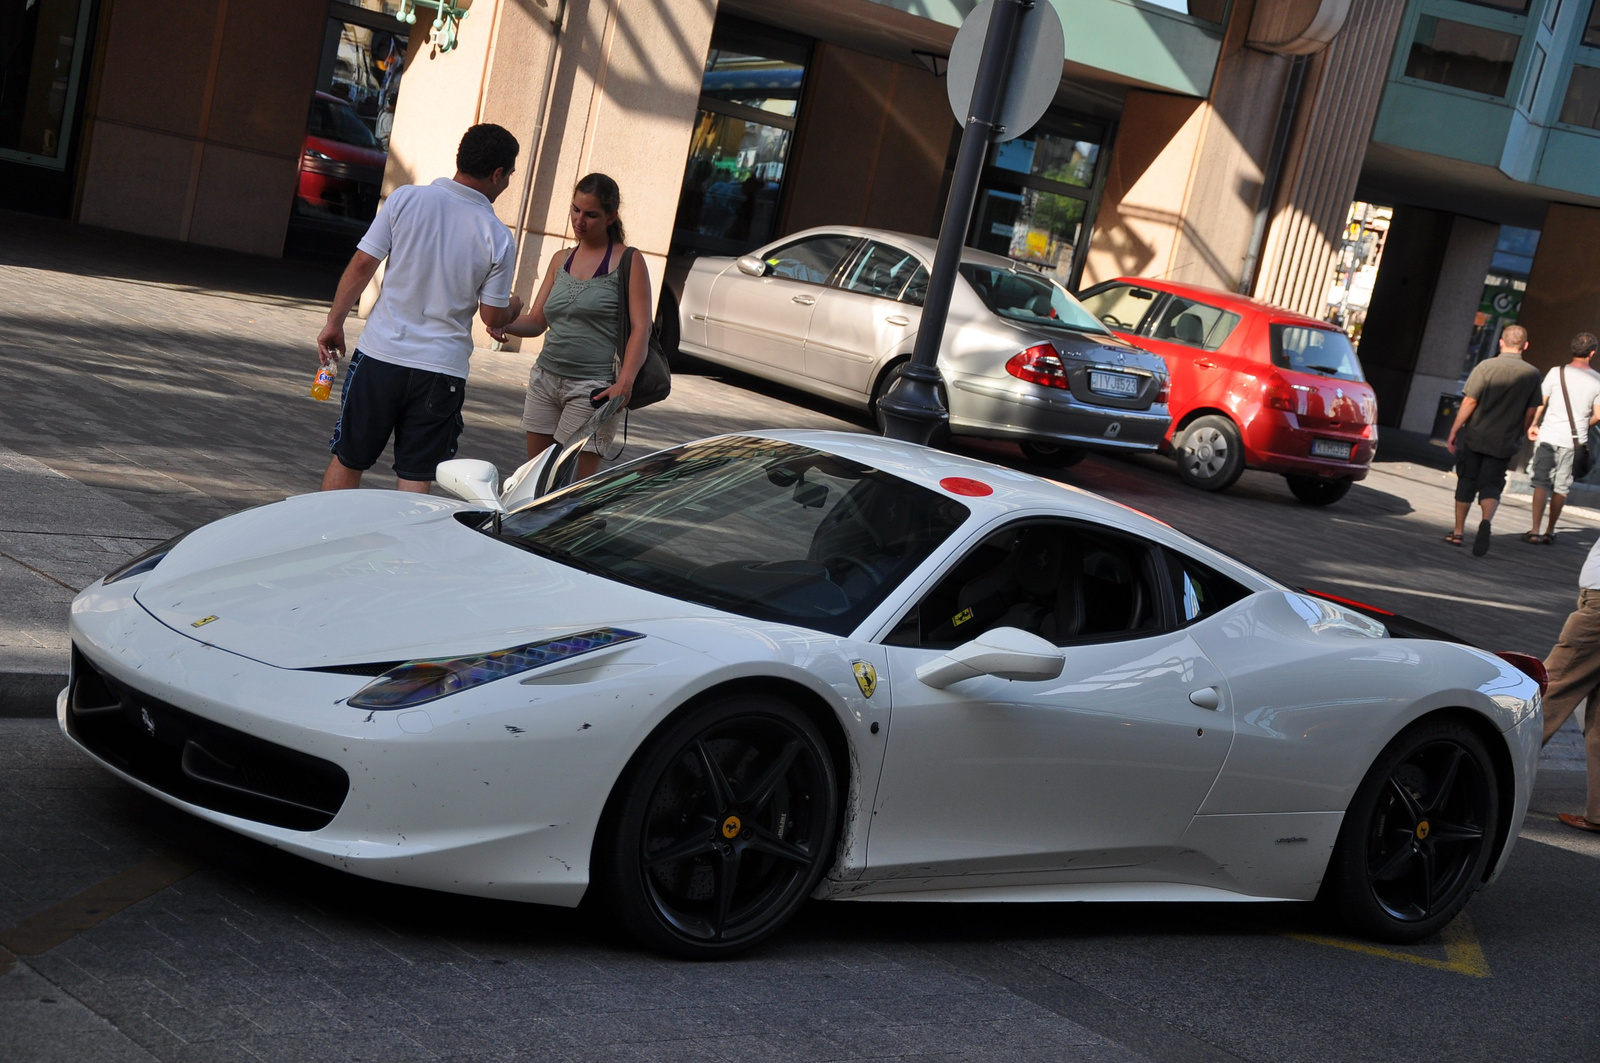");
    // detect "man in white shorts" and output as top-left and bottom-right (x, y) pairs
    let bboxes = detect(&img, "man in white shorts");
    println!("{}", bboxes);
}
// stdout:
(1526, 332), (1600, 544)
